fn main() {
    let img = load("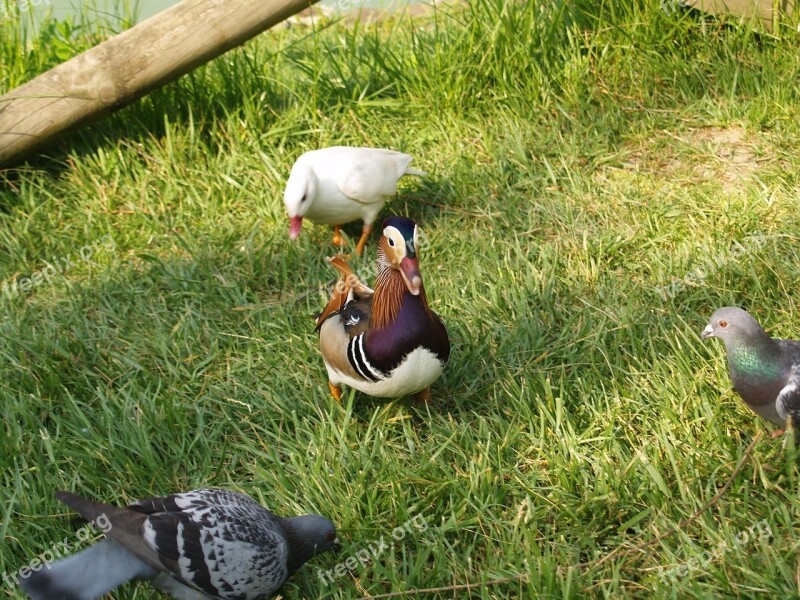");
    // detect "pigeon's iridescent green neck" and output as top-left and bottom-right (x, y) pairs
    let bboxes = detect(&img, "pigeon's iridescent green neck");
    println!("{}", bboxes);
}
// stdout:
(729, 338), (782, 380)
